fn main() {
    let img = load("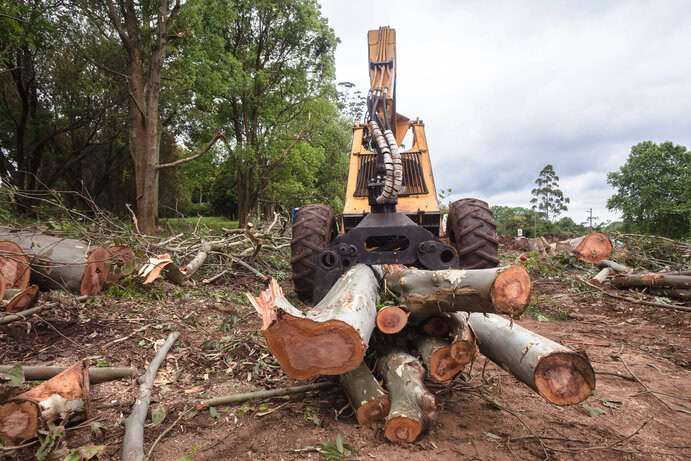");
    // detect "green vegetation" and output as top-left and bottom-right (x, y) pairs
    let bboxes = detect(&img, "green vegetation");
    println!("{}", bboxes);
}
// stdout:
(530, 164), (570, 222)
(160, 217), (239, 234)
(607, 141), (691, 238)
